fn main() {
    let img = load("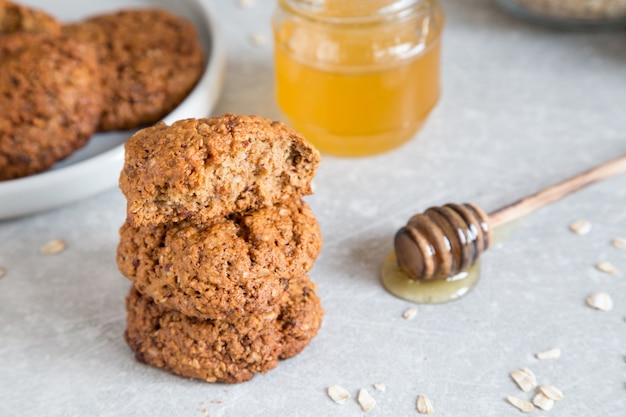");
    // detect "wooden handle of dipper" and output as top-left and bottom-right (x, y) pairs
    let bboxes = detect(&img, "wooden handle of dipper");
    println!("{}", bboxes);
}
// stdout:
(395, 154), (626, 281)
(488, 154), (626, 227)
